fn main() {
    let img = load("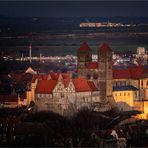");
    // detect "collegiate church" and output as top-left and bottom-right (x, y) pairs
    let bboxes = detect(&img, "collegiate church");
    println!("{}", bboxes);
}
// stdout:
(25, 42), (148, 118)
(77, 42), (112, 104)
(27, 42), (113, 115)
